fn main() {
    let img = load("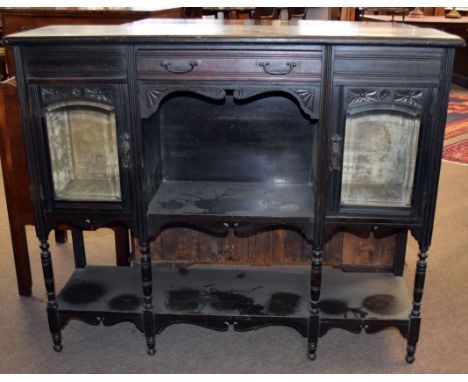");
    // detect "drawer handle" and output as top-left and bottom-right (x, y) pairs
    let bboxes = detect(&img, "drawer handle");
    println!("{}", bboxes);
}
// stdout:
(258, 61), (297, 75)
(161, 60), (199, 74)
